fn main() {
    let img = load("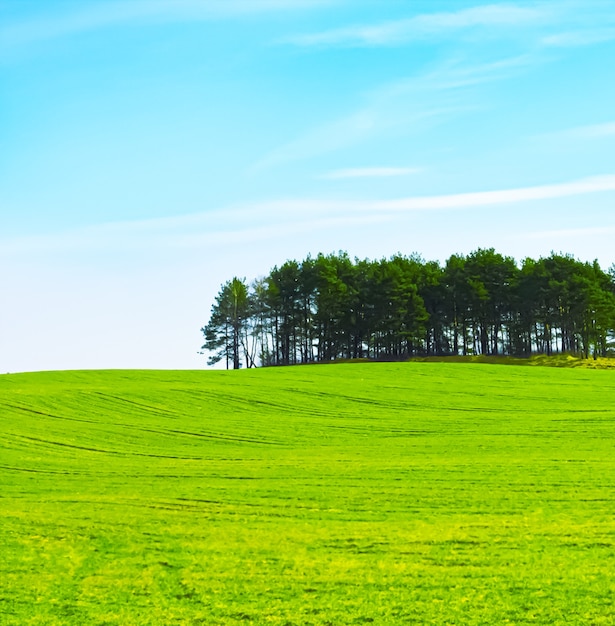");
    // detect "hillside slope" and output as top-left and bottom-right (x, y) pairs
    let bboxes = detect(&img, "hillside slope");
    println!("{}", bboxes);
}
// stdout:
(2, 363), (615, 625)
